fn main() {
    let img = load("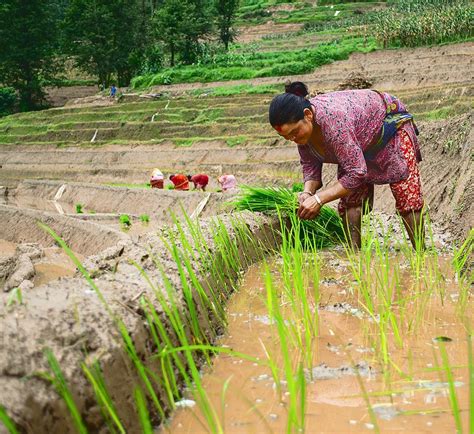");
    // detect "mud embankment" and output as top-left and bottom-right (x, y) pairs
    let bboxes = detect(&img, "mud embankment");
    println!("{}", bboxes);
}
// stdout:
(8, 179), (231, 222)
(0, 211), (281, 433)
